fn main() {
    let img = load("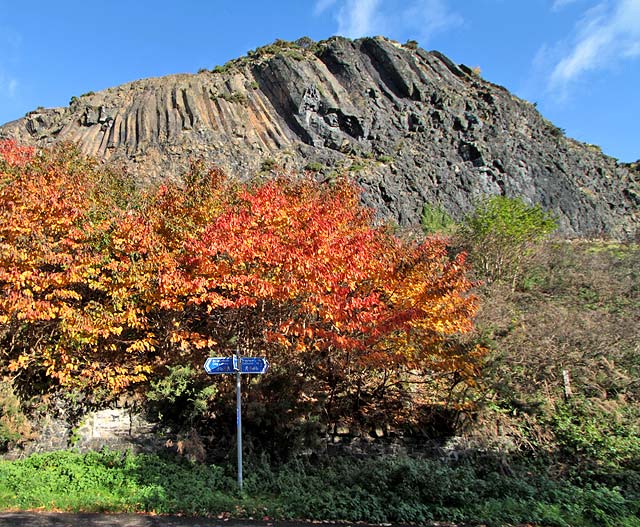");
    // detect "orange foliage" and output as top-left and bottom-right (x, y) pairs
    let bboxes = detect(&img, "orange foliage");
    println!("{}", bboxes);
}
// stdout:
(0, 142), (154, 392)
(146, 175), (483, 418)
(0, 140), (483, 415)
(0, 139), (35, 167)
